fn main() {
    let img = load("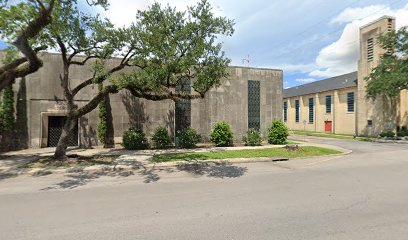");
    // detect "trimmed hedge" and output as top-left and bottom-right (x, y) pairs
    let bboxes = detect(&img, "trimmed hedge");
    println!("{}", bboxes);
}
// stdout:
(210, 121), (234, 147)
(379, 130), (395, 138)
(242, 128), (263, 146)
(152, 126), (171, 149)
(177, 127), (201, 148)
(268, 120), (289, 145)
(122, 128), (149, 150)
(397, 127), (408, 137)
